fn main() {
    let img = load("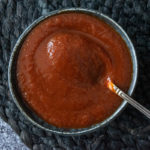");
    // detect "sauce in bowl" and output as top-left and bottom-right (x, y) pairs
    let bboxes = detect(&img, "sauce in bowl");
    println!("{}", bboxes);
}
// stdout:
(17, 13), (132, 128)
